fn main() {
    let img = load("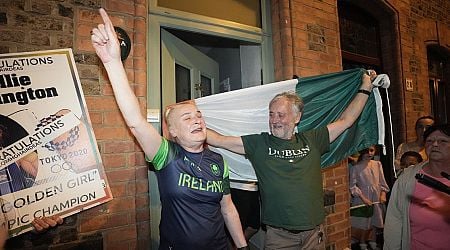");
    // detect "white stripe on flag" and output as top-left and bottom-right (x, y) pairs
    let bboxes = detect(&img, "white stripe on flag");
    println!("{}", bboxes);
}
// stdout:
(195, 79), (297, 182)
